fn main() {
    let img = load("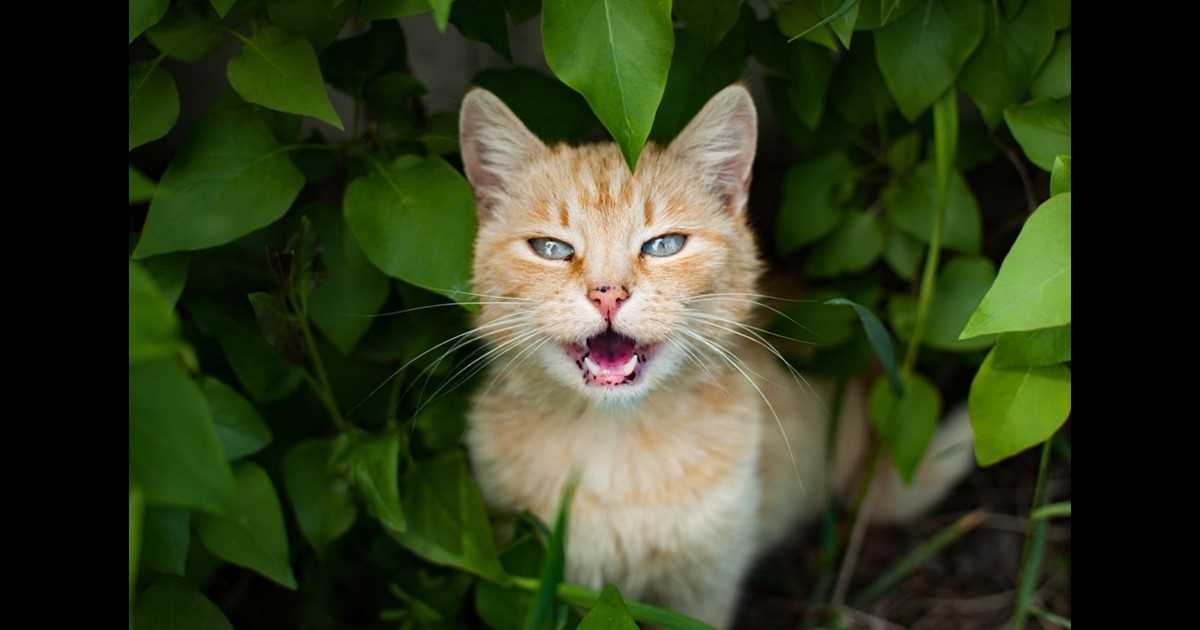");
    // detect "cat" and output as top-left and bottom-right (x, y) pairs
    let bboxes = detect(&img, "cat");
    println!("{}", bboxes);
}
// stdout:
(457, 84), (976, 628)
